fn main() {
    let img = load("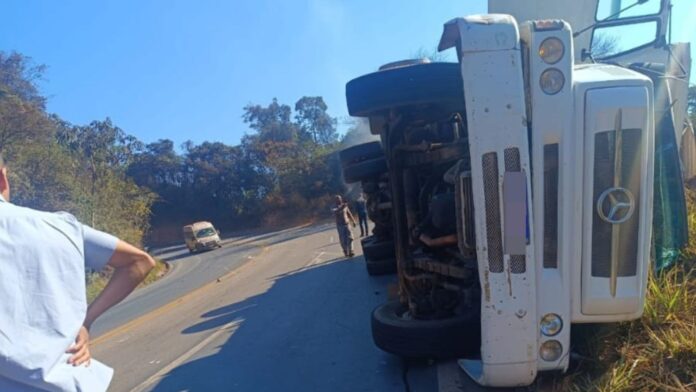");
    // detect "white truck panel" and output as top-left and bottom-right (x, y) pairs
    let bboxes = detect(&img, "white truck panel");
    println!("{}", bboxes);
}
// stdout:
(440, 15), (537, 387)
(519, 20), (574, 372)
